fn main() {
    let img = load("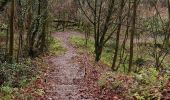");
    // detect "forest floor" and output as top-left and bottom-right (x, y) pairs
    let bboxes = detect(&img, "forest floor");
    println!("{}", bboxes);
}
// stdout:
(44, 32), (120, 100)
